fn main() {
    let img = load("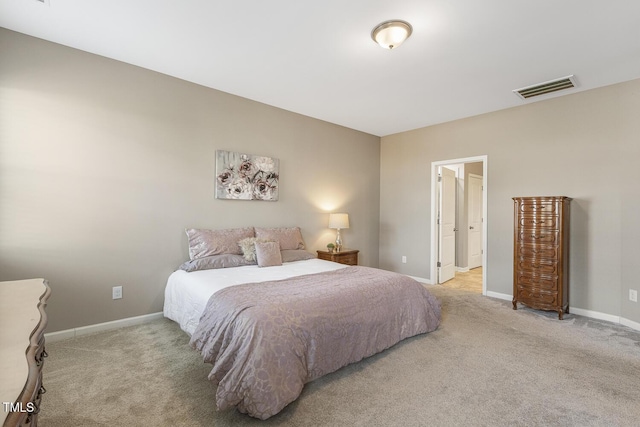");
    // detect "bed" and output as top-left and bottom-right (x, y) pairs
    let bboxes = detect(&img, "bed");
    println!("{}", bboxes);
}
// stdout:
(163, 227), (441, 420)
(164, 257), (348, 335)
